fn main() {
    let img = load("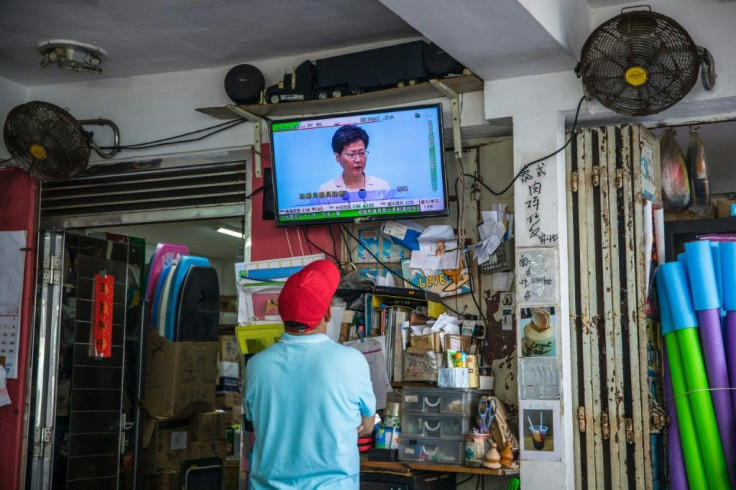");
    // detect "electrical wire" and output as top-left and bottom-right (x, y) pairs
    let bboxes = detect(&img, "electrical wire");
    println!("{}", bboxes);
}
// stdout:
(285, 228), (295, 257)
(329, 225), (341, 264)
(295, 226), (305, 256)
(245, 185), (264, 200)
(304, 226), (339, 263)
(468, 94), (585, 196)
(0, 157), (14, 165)
(456, 473), (476, 487)
(100, 118), (247, 151)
